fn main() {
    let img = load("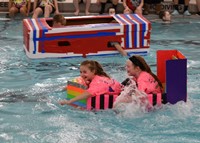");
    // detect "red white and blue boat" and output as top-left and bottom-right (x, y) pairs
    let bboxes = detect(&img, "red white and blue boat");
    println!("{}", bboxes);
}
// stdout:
(23, 14), (151, 59)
